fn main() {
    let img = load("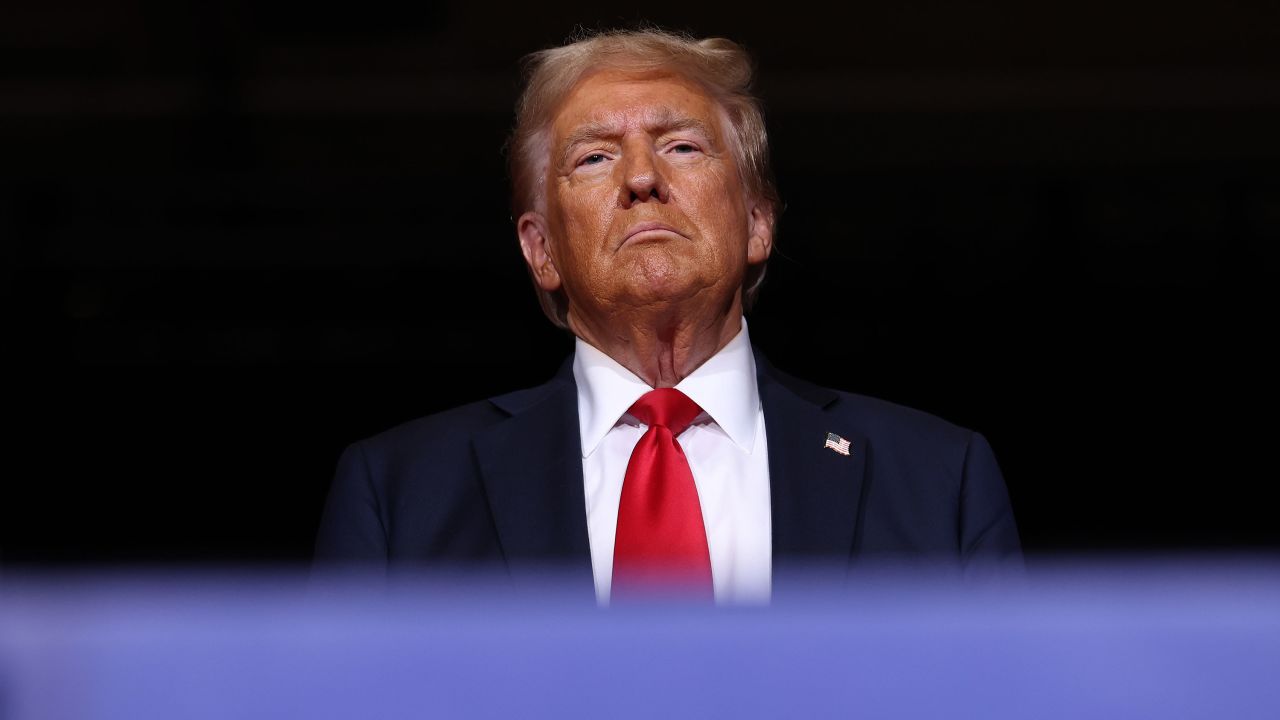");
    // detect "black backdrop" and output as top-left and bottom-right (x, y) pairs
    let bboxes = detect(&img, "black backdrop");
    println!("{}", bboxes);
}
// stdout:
(4, 1), (1278, 564)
